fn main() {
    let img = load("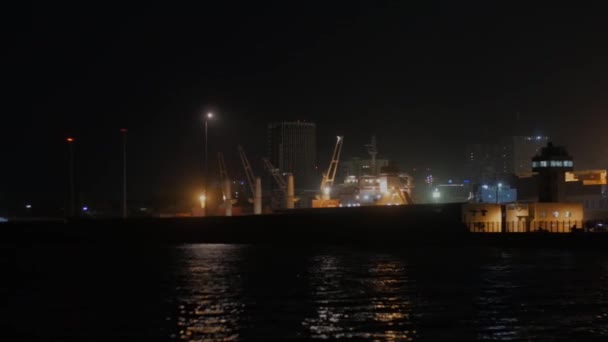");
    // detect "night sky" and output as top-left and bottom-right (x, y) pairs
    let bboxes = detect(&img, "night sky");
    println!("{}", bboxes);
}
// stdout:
(13, 2), (608, 211)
